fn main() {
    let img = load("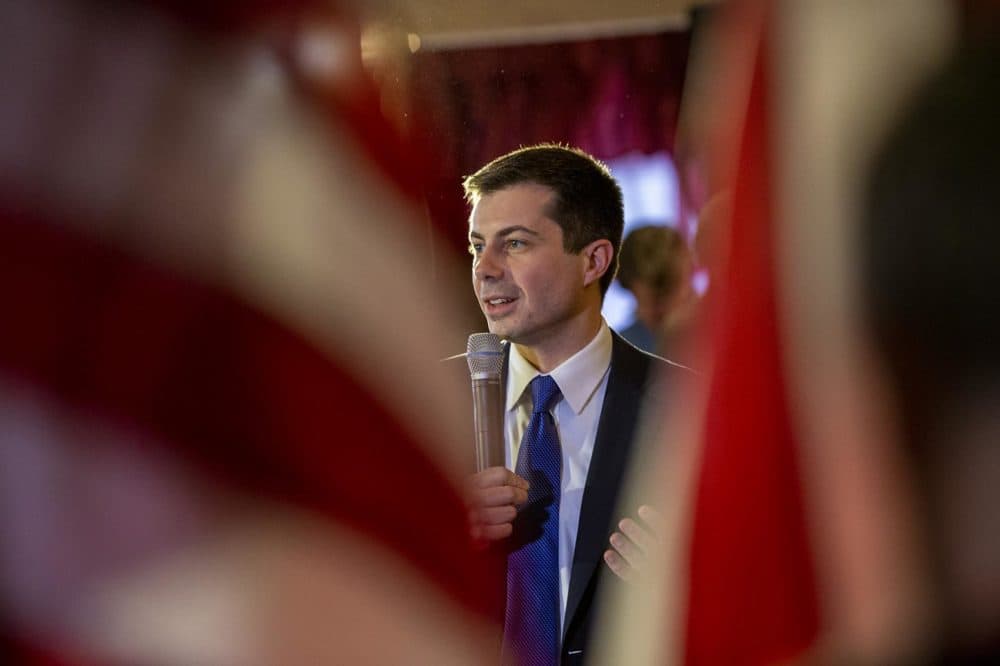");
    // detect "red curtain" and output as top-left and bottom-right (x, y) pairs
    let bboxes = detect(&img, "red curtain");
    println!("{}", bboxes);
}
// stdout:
(409, 31), (691, 253)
